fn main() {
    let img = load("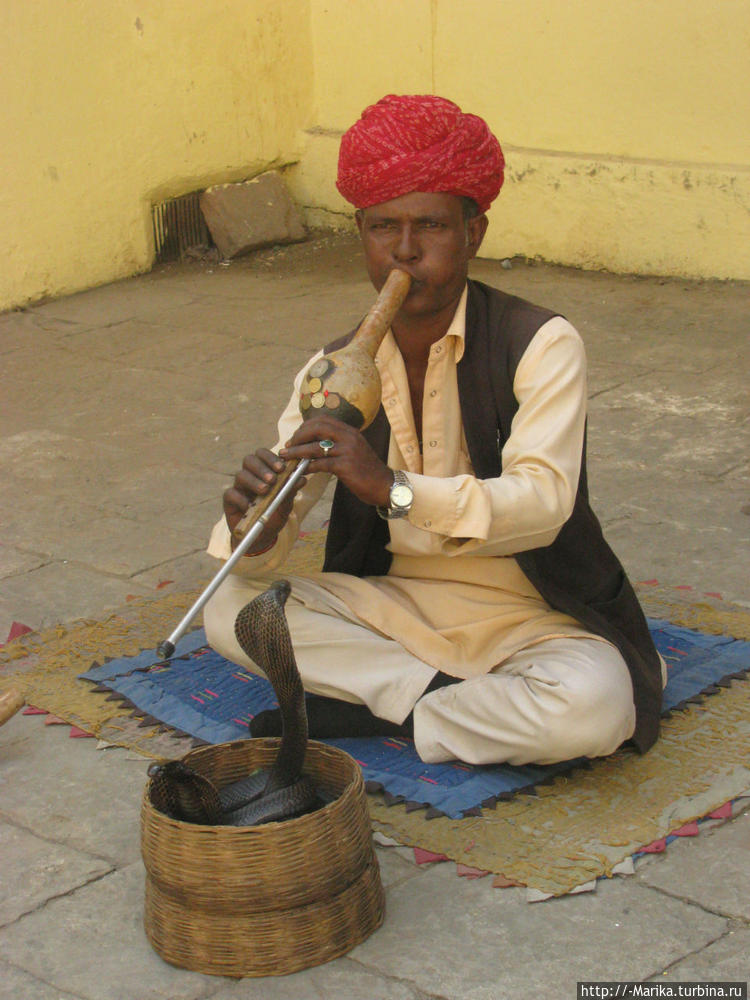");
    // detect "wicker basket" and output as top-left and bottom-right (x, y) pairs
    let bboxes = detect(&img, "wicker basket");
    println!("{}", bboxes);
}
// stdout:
(141, 738), (385, 978)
